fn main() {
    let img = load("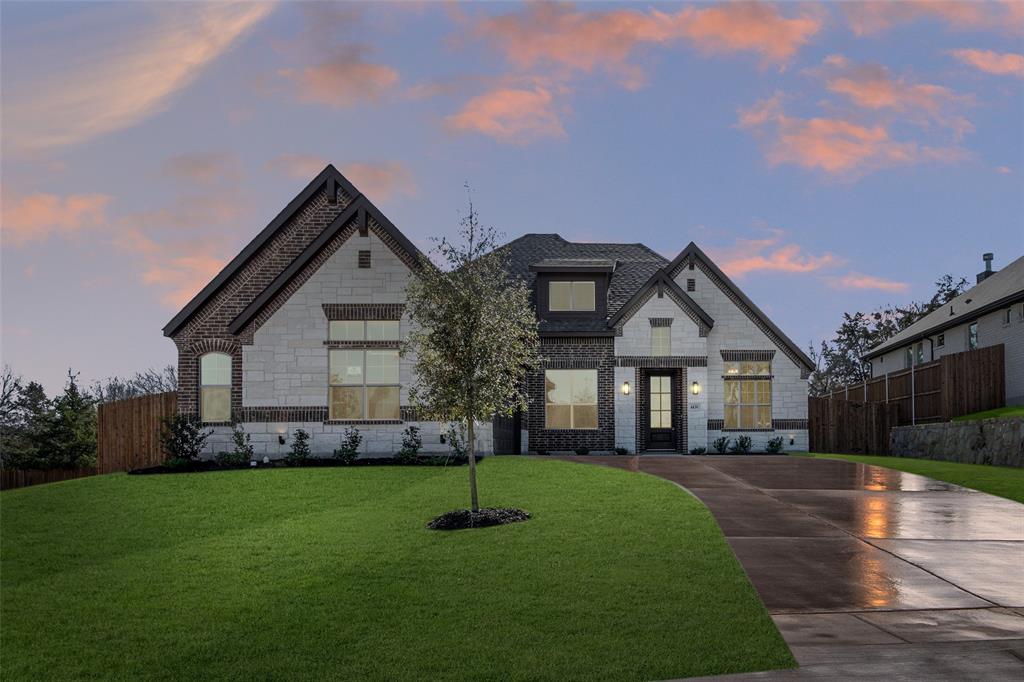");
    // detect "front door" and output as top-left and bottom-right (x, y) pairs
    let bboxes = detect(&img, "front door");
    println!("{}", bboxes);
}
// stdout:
(647, 374), (675, 451)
